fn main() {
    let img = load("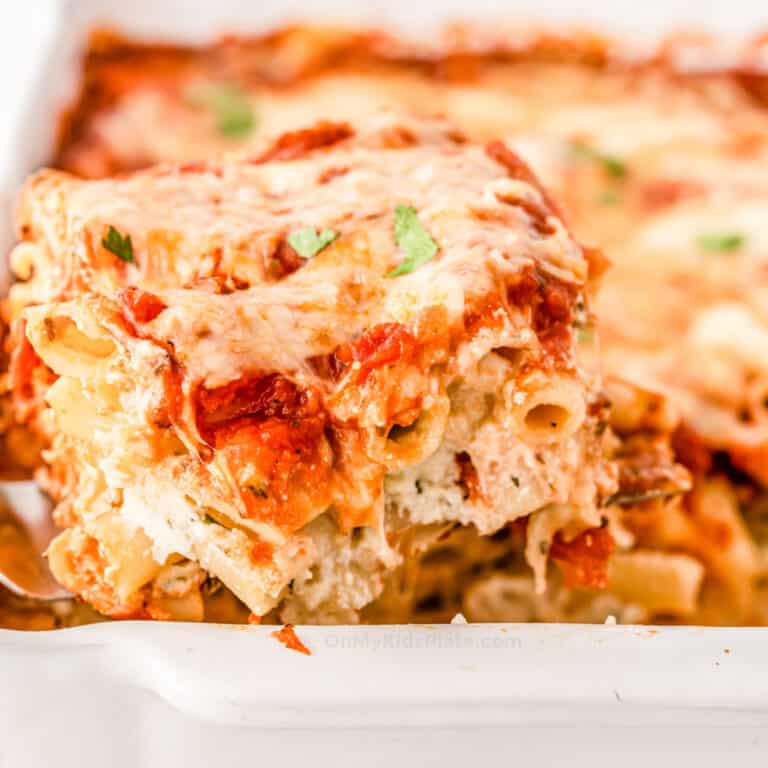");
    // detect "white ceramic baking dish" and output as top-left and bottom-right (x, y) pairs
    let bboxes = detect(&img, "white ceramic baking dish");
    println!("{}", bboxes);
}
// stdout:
(1, 2), (768, 766)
